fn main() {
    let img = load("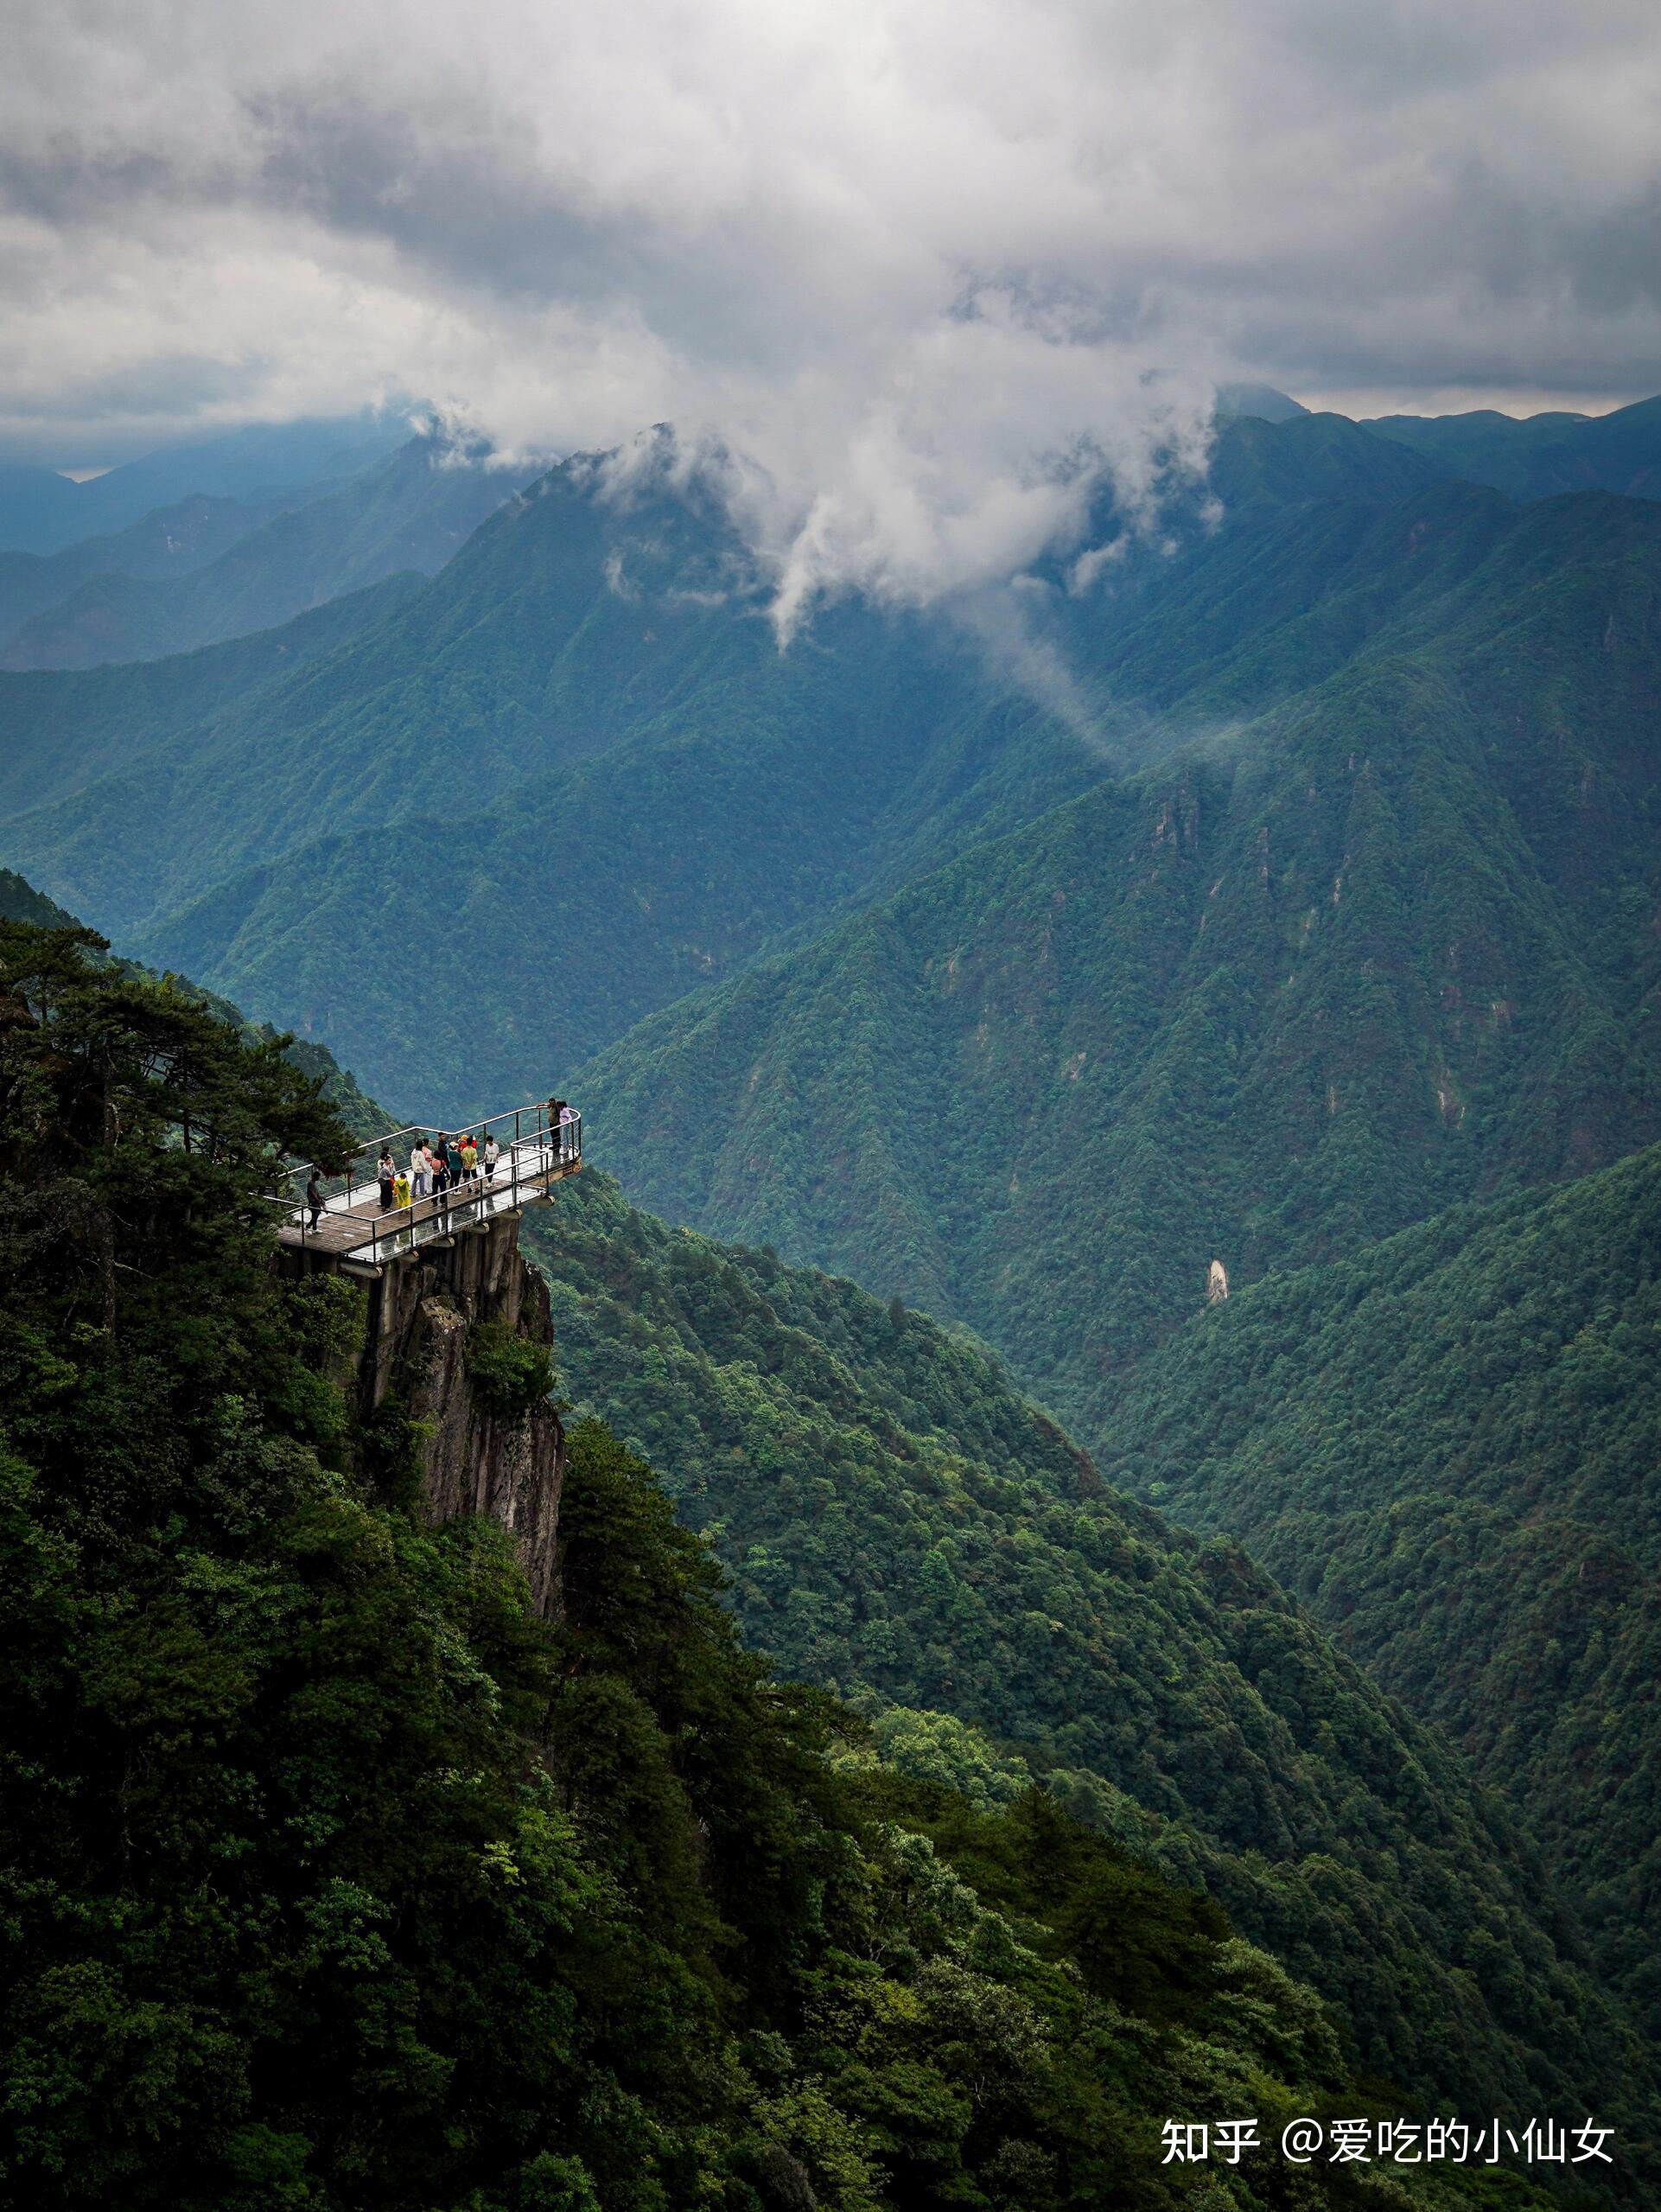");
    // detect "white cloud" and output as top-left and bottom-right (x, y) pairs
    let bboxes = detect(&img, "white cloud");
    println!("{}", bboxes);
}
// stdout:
(3, 0), (1661, 605)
